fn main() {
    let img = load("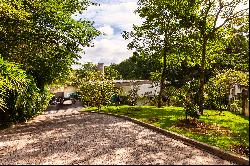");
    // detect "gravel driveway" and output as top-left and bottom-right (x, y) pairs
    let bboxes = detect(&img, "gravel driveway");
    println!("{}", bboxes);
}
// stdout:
(0, 106), (233, 165)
